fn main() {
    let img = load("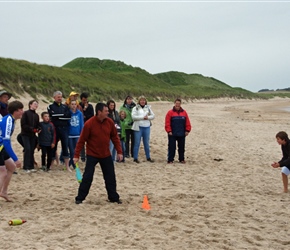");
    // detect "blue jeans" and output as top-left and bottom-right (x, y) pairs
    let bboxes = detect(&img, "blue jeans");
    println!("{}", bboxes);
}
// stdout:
(121, 139), (125, 162)
(109, 140), (116, 161)
(133, 126), (151, 160)
(68, 137), (79, 168)
(110, 139), (126, 162)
